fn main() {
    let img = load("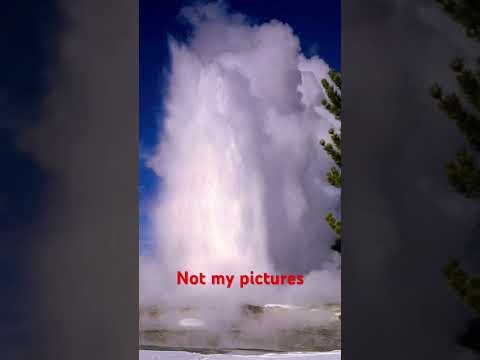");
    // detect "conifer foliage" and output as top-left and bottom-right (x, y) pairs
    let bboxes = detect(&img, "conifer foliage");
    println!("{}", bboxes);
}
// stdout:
(320, 70), (341, 253)
(431, 0), (480, 352)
